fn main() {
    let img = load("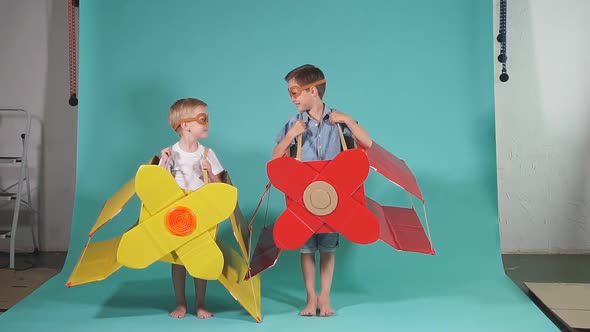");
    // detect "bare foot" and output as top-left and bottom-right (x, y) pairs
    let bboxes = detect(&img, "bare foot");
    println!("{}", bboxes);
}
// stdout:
(196, 307), (213, 319)
(318, 294), (335, 317)
(300, 296), (318, 316)
(169, 305), (187, 318)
